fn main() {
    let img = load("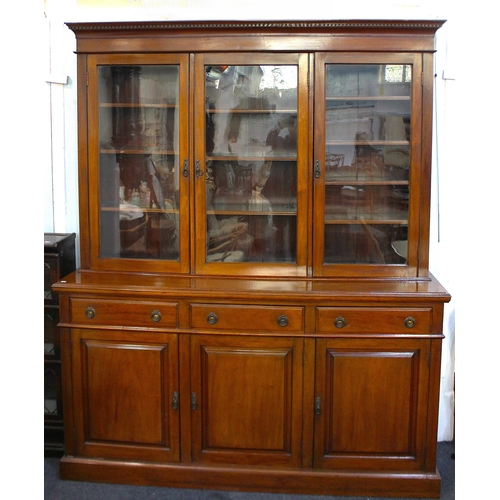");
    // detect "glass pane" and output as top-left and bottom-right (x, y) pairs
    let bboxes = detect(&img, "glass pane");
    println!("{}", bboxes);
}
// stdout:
(44, 260), (53, 301)
(205, 65), (298, 263)
(44, 365), (60, 417)
(98, 65), (181, 260)
(324, 64), (411, 265)
(44, 311), (58, 357)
